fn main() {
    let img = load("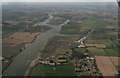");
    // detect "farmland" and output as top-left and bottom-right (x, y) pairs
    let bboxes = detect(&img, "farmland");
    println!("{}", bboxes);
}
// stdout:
(60, 19), (116, 35)
(110, 57), (120, 66)
(105, 49), (118, 56)
(30, 36), (79, 76)
(30, 35), (102, 76)
(41, 36), (80, 58)
(95, 56), (118, 76)
(30, 2), (119, 77)
(87, 47), (107, 56)
(31, 62), (76, 76)
(4, 32), (40, 44)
